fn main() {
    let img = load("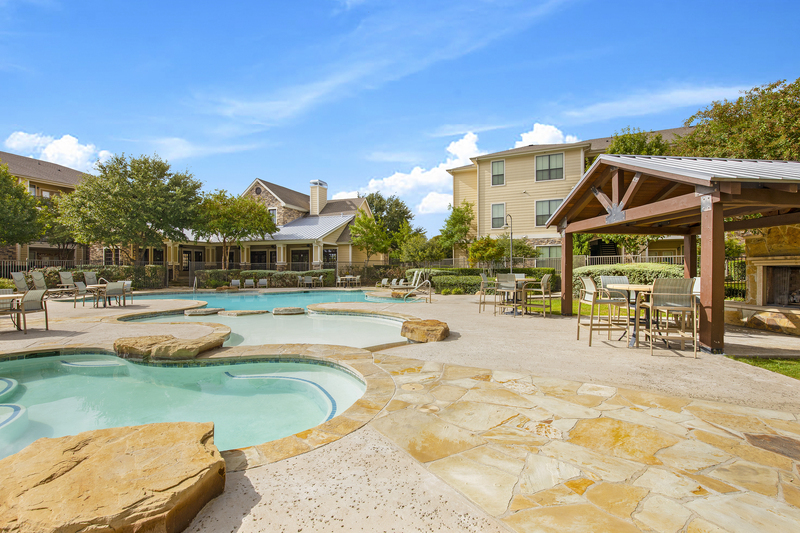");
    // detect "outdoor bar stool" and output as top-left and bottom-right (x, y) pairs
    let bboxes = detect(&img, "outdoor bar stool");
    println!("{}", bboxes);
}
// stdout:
(478, 273), (490, 313)
(599, 275), (634, 330)
(637, 278), (697, 357)
(577, 276), (629, 346)
(523, 273), (552, 317)
(494, 274), (522, 316)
